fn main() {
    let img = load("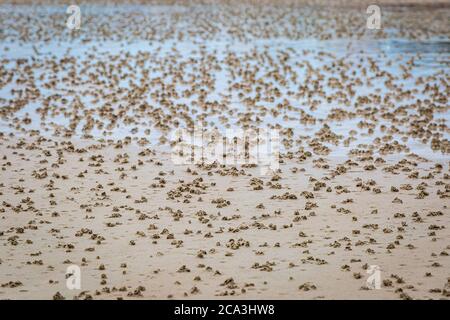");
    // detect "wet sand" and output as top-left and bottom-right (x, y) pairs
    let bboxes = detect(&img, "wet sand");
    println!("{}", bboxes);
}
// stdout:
(0, 0), (449, 299)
